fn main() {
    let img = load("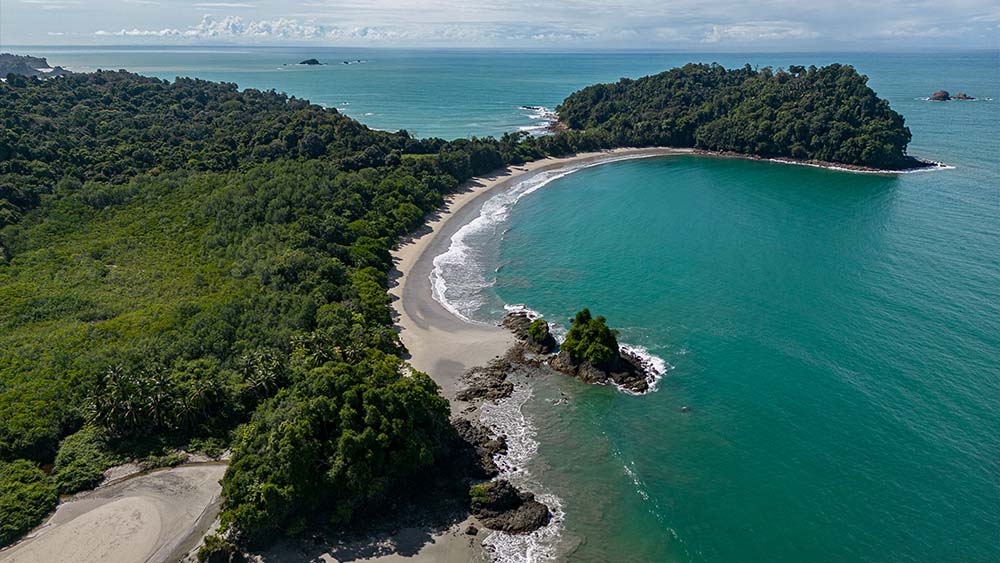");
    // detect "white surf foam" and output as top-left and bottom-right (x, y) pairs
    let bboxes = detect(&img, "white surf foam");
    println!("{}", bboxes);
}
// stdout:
(431, 154), (659, 324)
(518, 105), (558, 135)
(479, 384), (566, 563)
(619, 343), (671, 395)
